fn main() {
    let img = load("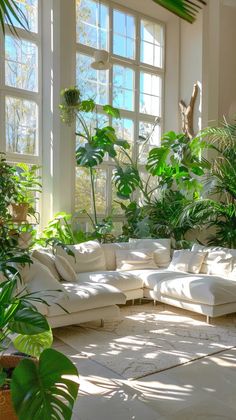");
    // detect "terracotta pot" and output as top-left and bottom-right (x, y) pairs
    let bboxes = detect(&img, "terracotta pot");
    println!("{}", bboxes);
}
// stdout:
(10, 203), (29, 222)
(0, 354), (24, 420)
